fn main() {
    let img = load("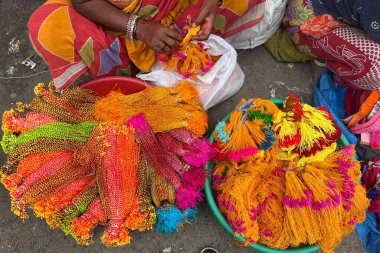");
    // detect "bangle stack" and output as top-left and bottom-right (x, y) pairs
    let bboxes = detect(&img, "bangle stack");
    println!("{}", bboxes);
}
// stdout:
(126, 14), (139, 41)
